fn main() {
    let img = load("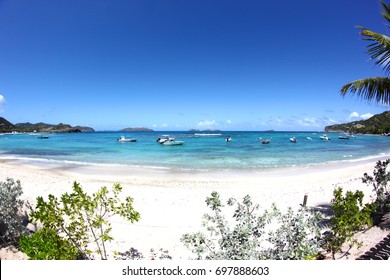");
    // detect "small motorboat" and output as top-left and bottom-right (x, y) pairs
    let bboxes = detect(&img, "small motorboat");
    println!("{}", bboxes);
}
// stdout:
(290, 137), (297, 143)
(262, 139), (271, 144)
(225, 136), (232, 142)
(306, 137), (312, 140)
(338, 135), (350, 140)
(320, 134), (331, 141)
(161, 139), (184, 146)
(156, 135), (175, 144)
(117, 136), (137, 142)
(37, 135), (49, 139)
